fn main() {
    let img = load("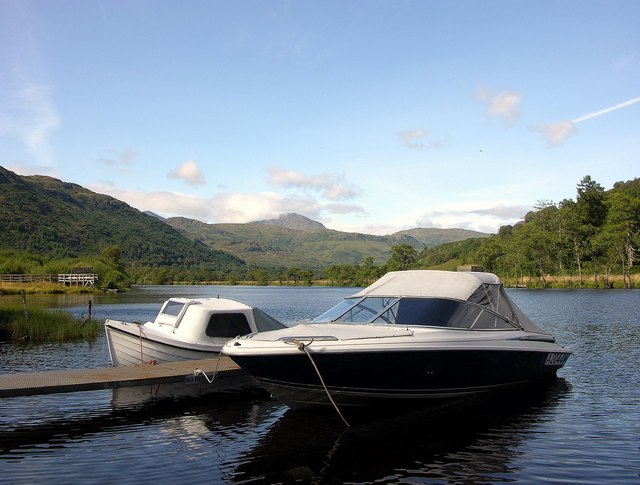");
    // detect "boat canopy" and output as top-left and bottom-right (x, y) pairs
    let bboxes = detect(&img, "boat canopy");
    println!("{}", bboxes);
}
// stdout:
(343, 270), (549, 334)
(351, 270), (500, 300)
